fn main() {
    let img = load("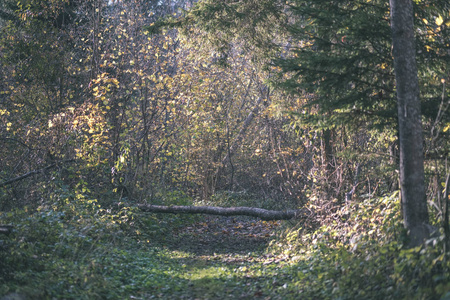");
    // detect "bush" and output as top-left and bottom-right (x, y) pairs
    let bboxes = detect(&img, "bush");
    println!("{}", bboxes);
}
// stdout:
(270, 191), (450, 299)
